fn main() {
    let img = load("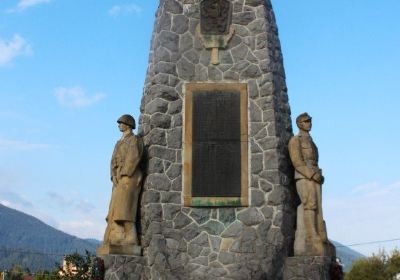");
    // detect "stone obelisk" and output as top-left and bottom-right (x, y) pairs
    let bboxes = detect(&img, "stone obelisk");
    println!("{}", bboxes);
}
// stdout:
(137, 0), (296, 279)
